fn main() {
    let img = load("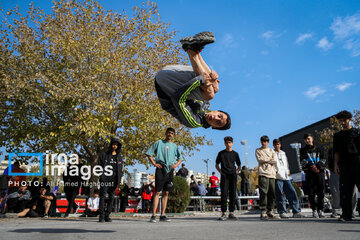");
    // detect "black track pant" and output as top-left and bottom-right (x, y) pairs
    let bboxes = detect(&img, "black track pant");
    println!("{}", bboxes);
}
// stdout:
(220, 173), (237, 213)
(65, 187), (79, 215)
(305, 171), (325, 211)
(99, 185), (117, 219)
(340, 162), (360, 219)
